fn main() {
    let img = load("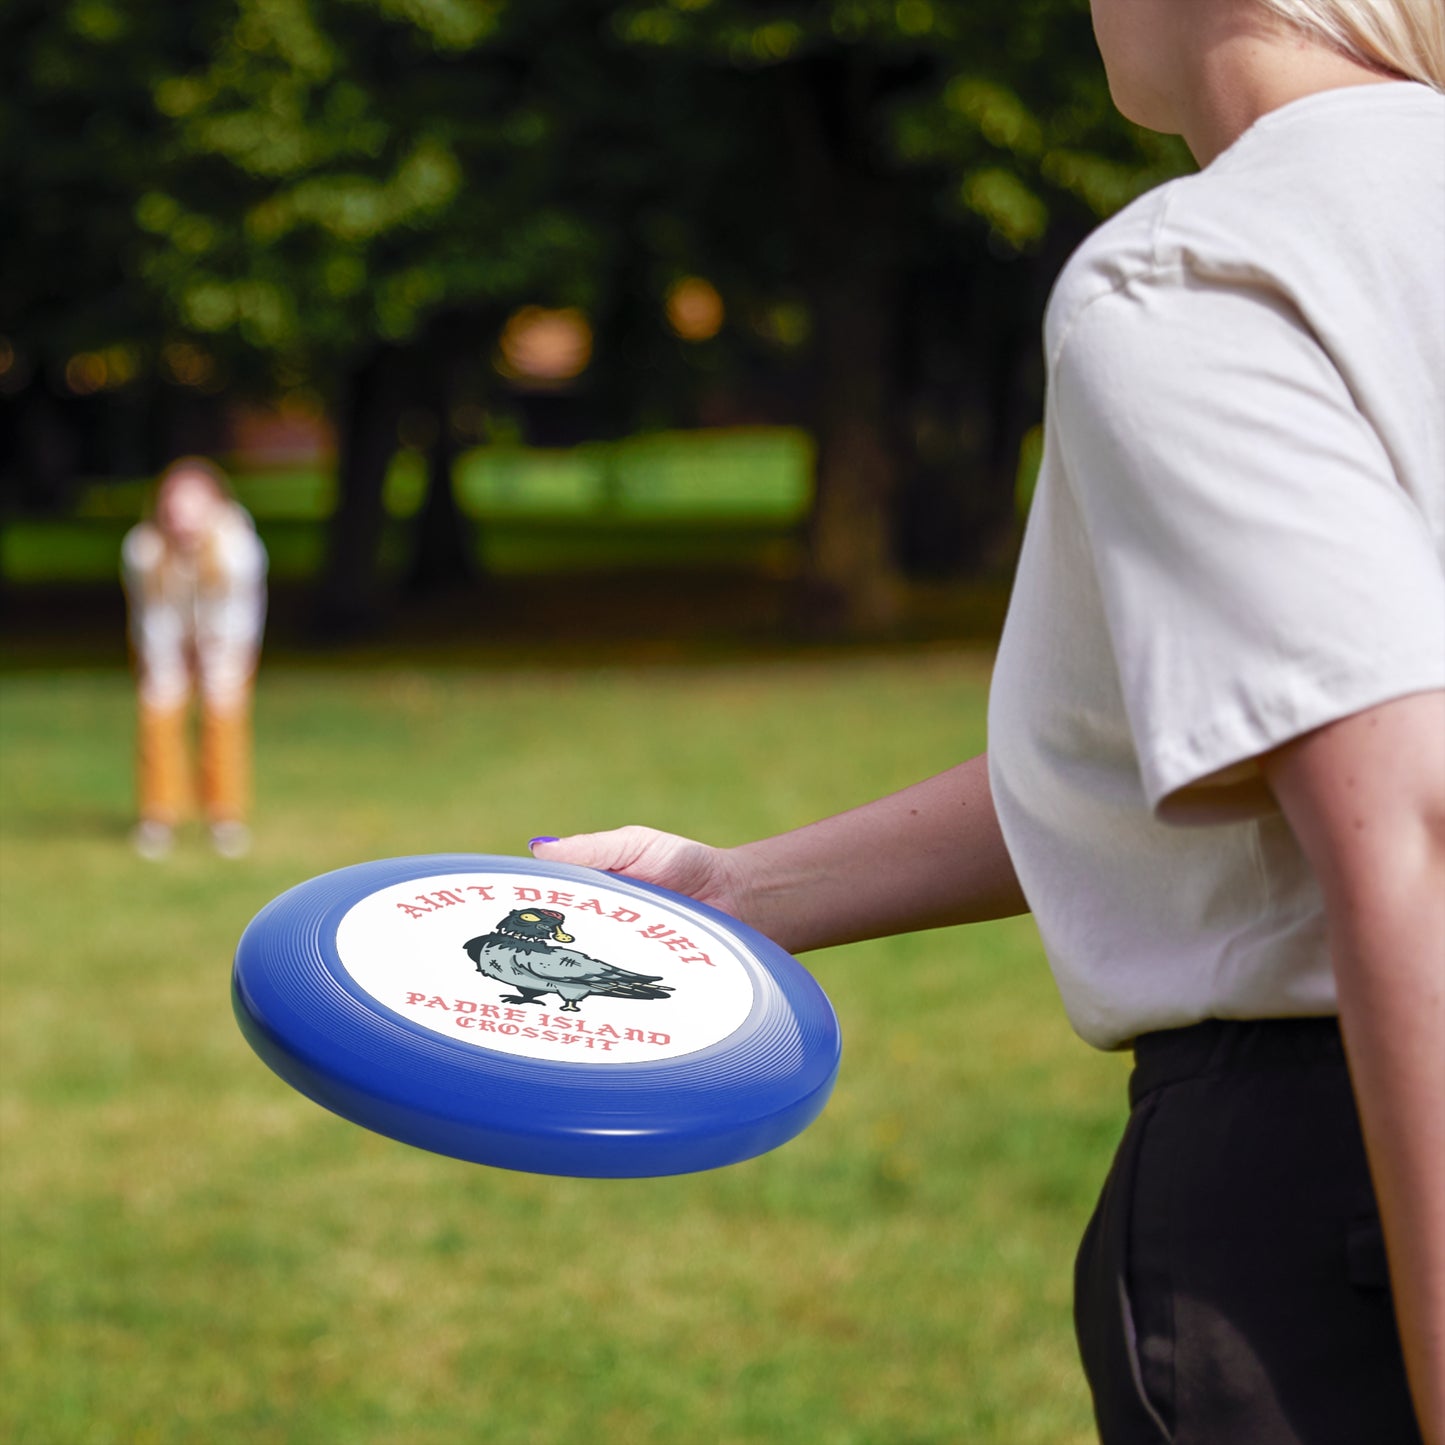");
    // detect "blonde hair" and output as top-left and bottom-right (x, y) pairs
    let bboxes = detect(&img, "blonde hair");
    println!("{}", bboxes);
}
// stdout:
(149, 456), (238, 593)
(1258, 0), (1445, 89)
(155, 455), (234, 507)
